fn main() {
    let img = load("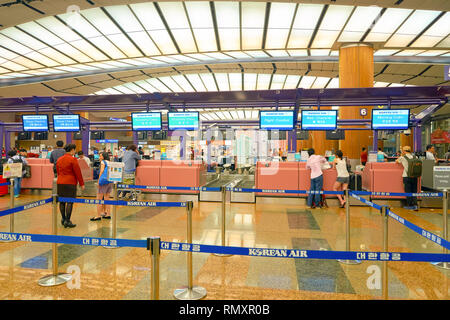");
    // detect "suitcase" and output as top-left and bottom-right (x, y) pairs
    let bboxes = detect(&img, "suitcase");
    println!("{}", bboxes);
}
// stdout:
(349, 173), (362, 191)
